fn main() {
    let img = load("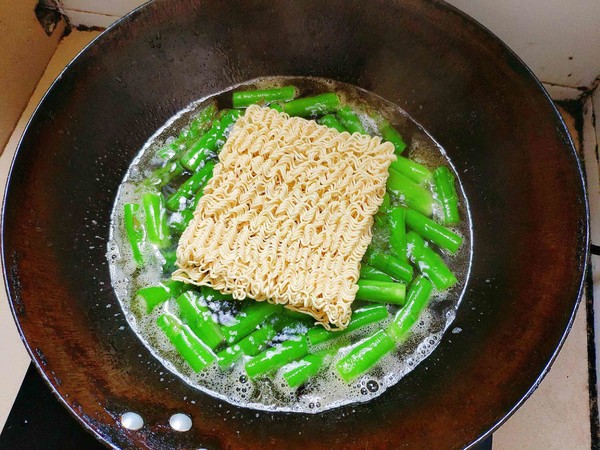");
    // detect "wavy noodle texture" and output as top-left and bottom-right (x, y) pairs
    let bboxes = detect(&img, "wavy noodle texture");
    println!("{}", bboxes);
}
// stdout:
(173, 105), (395, 329)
